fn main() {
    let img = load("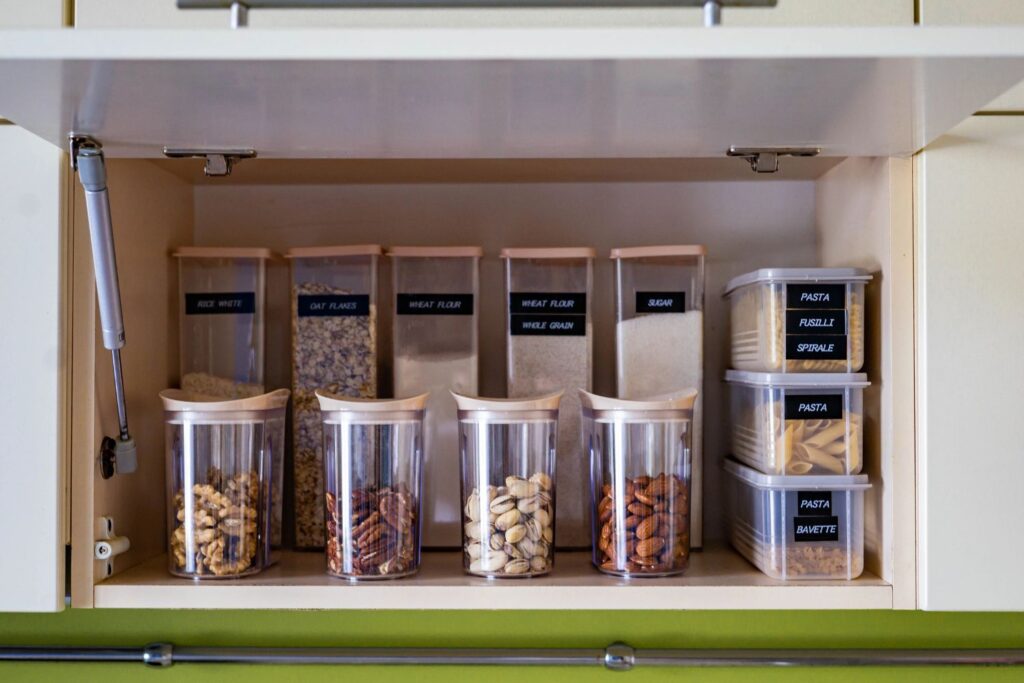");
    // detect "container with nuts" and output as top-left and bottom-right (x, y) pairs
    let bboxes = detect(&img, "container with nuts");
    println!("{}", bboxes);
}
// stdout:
(317, 391), (427, 580)
(160, 388), (289, 579)
(581, 389), (697, 578)
(454, 392), (562, 578)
